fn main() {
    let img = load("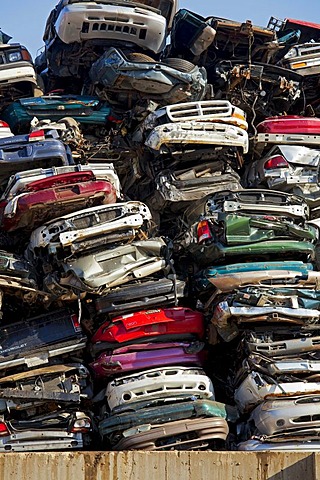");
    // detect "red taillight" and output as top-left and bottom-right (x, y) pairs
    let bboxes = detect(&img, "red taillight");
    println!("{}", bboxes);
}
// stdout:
(0, 121), (9, 128)
(197, 220), (212, 244)
(264, 155), (289, 170)
(0, 422), (9, 436)
(71, 314), (81, 332)
(29, 130), (45, 142)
